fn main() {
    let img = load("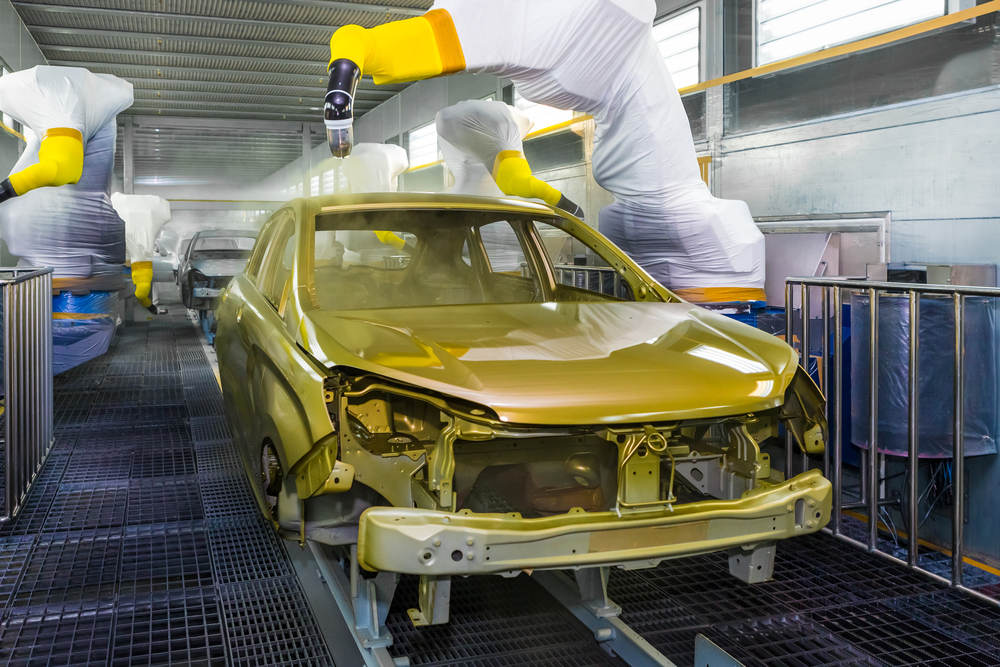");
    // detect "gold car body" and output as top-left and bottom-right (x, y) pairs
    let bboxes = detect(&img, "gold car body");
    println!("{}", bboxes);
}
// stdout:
(216, 192), (831, 579)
